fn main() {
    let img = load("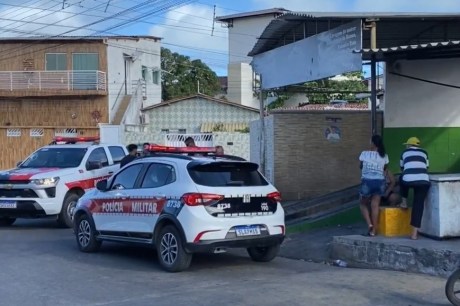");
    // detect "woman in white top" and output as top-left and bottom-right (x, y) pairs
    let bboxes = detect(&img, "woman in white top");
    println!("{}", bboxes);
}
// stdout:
(359, 135), (389, 236)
